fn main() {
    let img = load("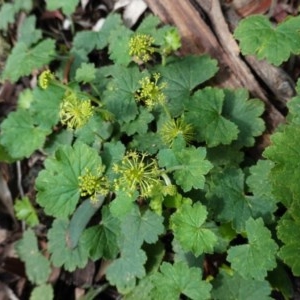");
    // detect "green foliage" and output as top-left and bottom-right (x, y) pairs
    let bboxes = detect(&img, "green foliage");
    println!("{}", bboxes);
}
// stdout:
(30, 284), (54, 300)
(1, 5), (299, 299)
(36, 142), (104, 218)
(171, 203), (217, 256)
(18, 16), (42, 46)
(264, 124), (300, 206)
(15, 229), (51, 285)
(151, 261), (212, 300)
(234, 15), (300, 65)
(212, 269), (272, 300)
(227, 218), (278, 280)
(2, 39), (56, 82)
(0, 0), (32, 30)
(157, 55), (219, 116)
(14, 197), (39, 227)
(82, 205), (120, 260)
(0, 109), (50, 159)
(158, 137), (213, 192)
(75, 63), (96, 83)
(48, 219), (90, 271)
(277, 207), (300, 276)
(46, 0), (79, 15)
